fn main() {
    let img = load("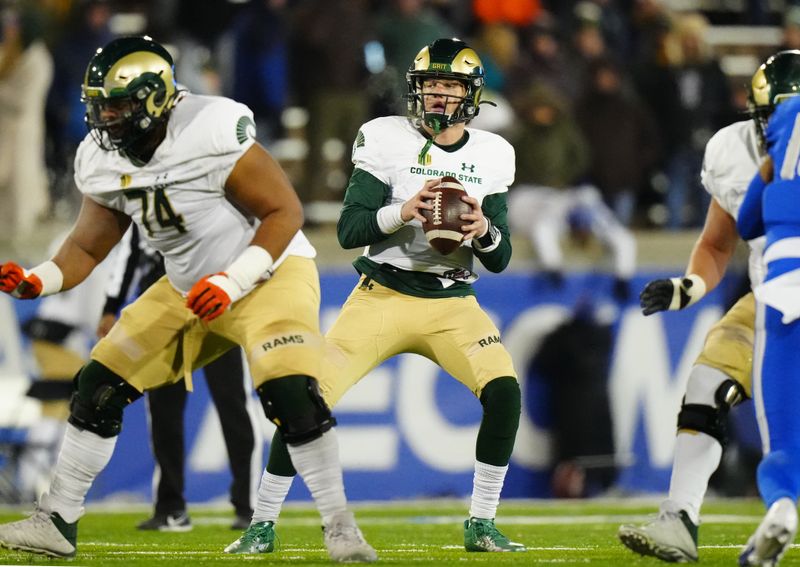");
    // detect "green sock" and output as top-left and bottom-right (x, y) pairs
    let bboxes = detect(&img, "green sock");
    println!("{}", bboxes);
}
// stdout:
(267, 430), (297, 477)
(475, 377), (521, 466)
